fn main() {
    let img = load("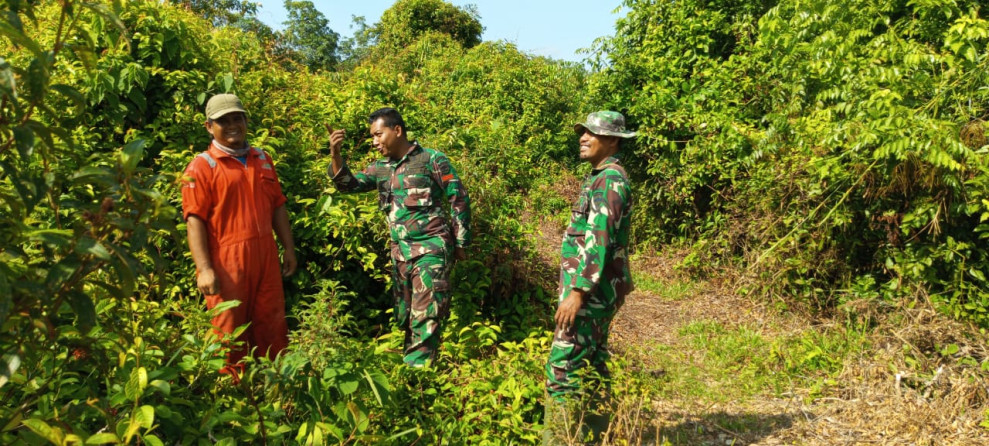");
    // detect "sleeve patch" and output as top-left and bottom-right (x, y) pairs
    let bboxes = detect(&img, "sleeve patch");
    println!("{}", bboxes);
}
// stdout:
(442, 174), (454, 182)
